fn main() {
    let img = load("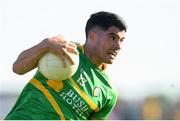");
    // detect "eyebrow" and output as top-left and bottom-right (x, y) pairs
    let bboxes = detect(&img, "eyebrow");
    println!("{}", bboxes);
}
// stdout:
(108, 33), (125, 41)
